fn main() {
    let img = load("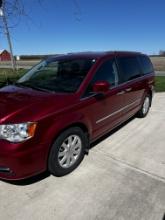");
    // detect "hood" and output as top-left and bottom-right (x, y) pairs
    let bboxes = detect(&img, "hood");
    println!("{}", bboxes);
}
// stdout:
(0, 85), (76, 123)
